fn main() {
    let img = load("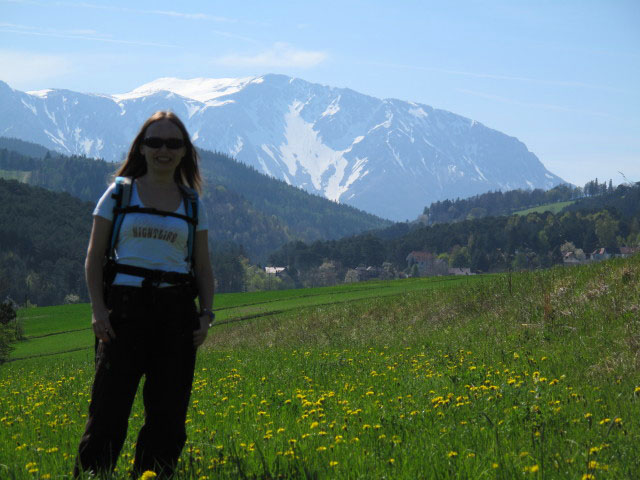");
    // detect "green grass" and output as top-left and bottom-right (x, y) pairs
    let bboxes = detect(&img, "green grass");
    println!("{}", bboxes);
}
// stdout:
(10, 276), (481, 361)
(0, 169), (31, 183)
(514, 200), (575, 216)
(1, 260), (639, 479)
